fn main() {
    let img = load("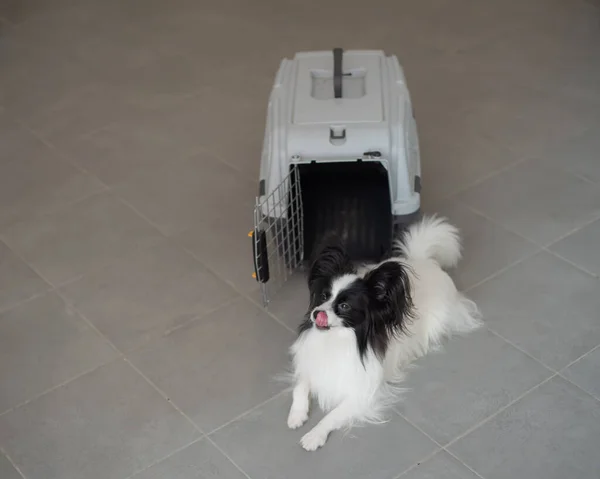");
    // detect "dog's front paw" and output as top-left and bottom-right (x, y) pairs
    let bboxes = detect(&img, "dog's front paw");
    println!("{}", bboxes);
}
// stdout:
(287, 408), (309, 429)
(300, 427), (328, 451)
